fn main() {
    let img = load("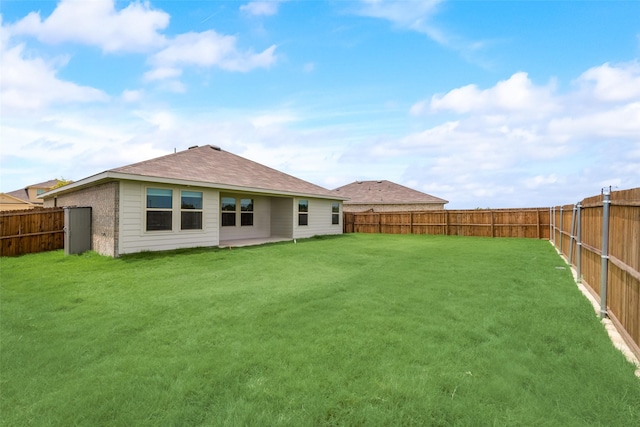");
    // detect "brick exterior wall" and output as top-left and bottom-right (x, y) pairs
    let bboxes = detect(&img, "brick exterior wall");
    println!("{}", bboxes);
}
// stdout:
(343, 203), (445, 213)
(44, 181), (119, 257)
